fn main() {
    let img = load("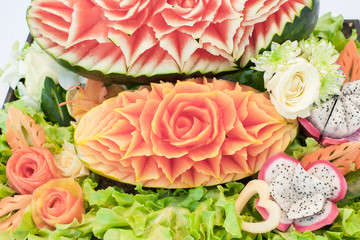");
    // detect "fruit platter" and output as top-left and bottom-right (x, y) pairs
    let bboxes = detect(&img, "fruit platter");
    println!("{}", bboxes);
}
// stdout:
(2, 0), (360, 239)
